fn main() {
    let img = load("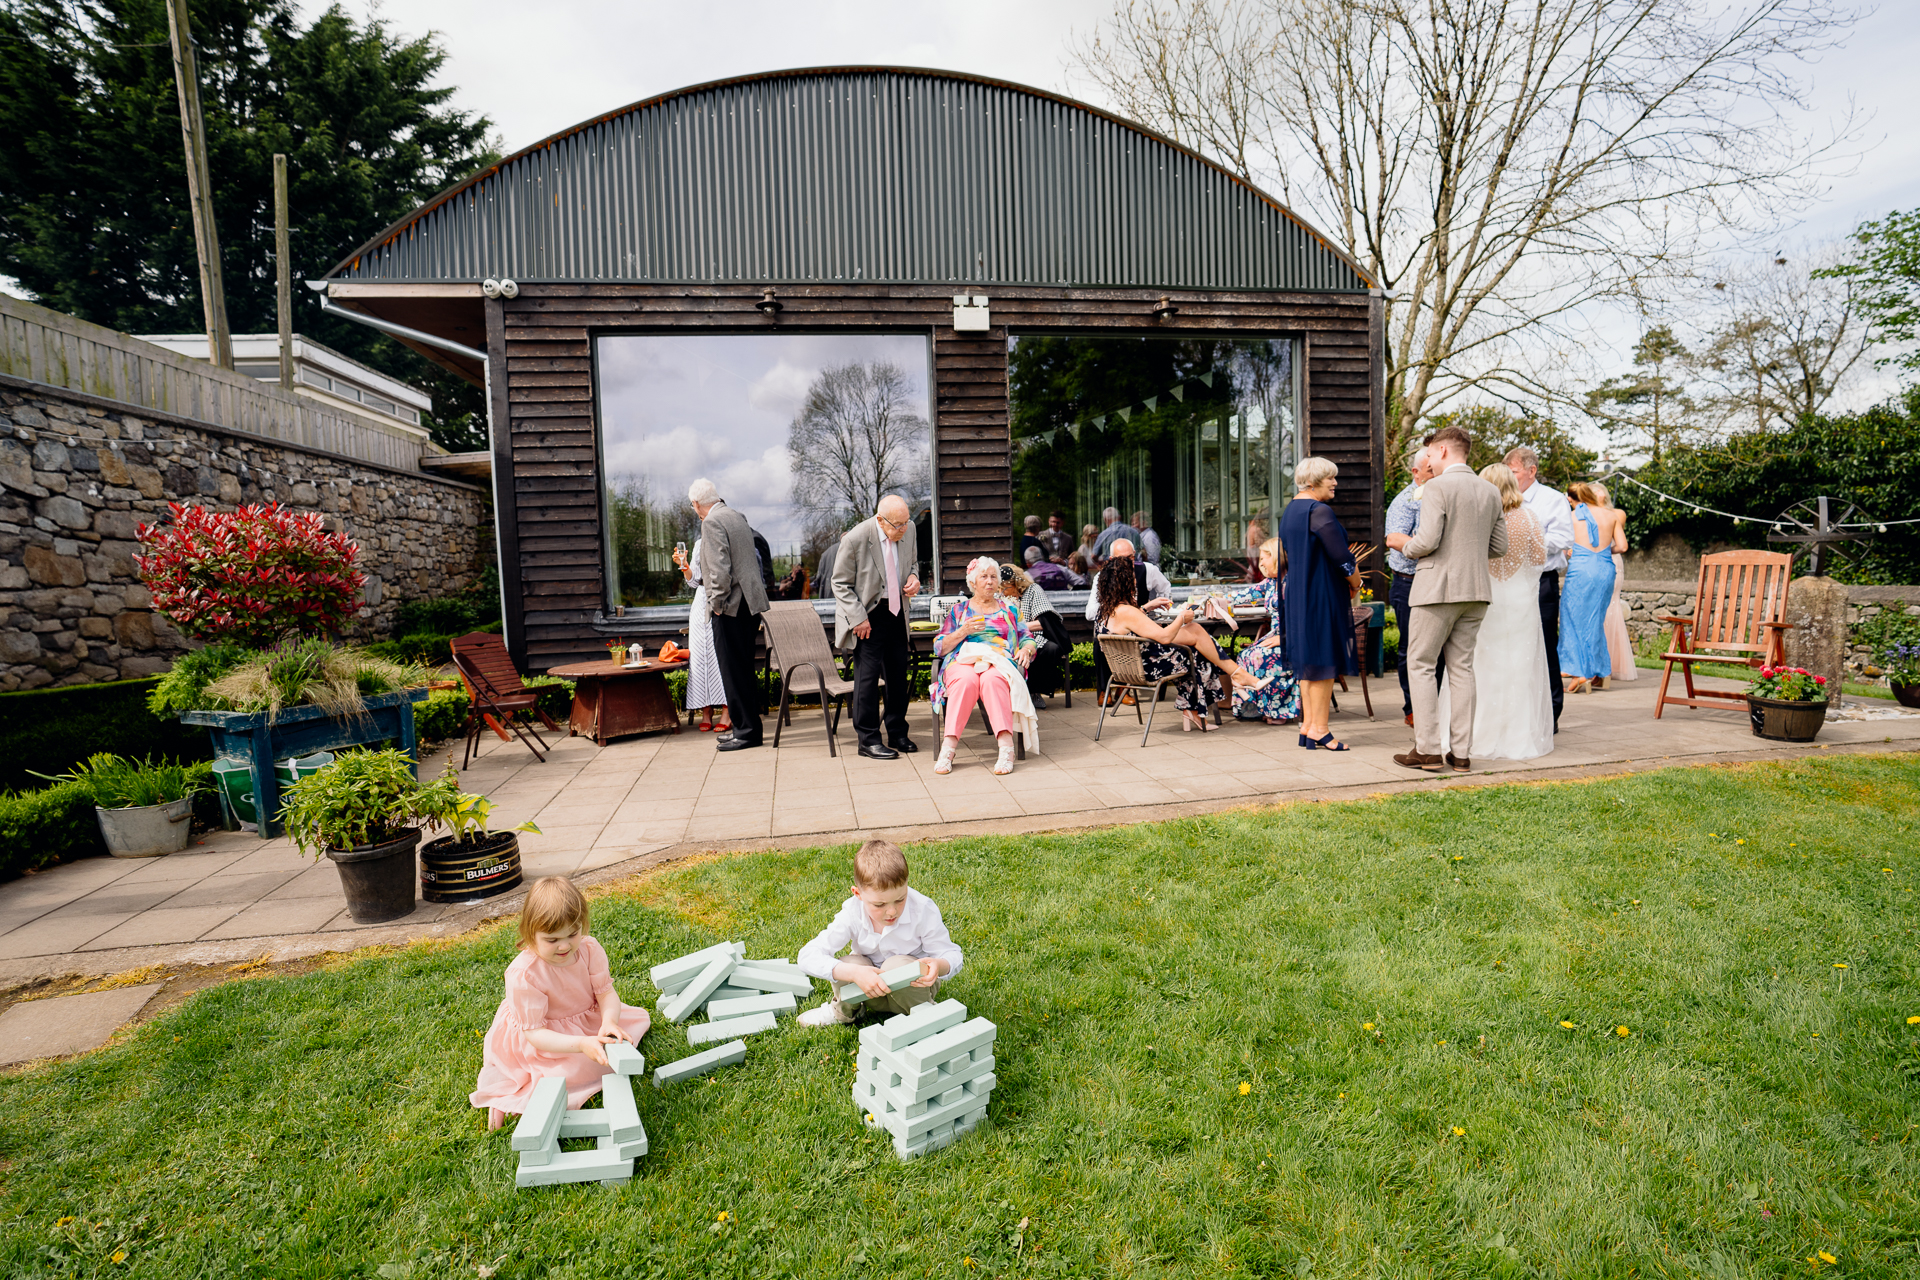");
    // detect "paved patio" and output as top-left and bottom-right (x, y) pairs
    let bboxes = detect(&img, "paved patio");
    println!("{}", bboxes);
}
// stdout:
(3, 673), (1917, 986)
